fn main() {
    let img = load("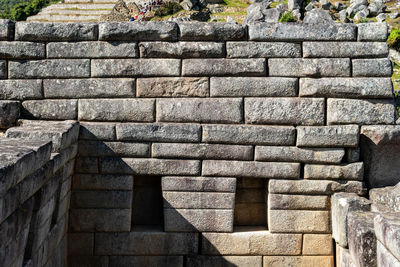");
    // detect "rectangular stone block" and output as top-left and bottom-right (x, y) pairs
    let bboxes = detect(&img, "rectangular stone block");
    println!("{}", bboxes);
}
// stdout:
(268, 194), (329, 210)
(303, 234), (333, 255)
(263, 256), (334, 267)
(100, 158), (201, 175)
(227, 41), (301, 58)
(69, 256), (108, 267)
(249, 23), (356, 41)
(99, 21), (178, 41)
(137, 77), (208, 97)
(139, 41), (224, 58)
(9, 59), (90, 78)
(0, 42), (45, 59)
(187, 255), (262, 267)
(109, 256), (183, 267)
(91, 59), (180, 77)
(0, 80), (42, 100)
(163, 192), (235, 209)
(202, 124), (295, 145)
(374, 213), (400, 261)
(0, 20), (14, 40)
(303, 42), (388, 58)
(377, 241), (400, 267)
(68, 233), (94, 256)
(304, 163), (364, 180)
(69, 209), (131, 232)
(202, 160), (300, 178)
(15, 22), (97, 41)
(269, 58), (350, 77)
(210, 77), (297, 97)
(78, 99), (154, 122)
(79, 122), (116, 140)
(255, 146), (344, 164)
(71, 191), (132, 209)
(202, 230), (302, 255)
(352, 59), (392, 77)
(269, 210), (330, 233)
(73, 174), (132, 190)
(164, 209), (233, 232)
(21, 100), (77, 120)
(358, 22), (388, 41)
(299, 78), (393, 98)
(44, 78), (135, 98)
(152, 143), (252, 160)
(162, 177), (236, 192)
(157, 98), (242, 123)
(297, 125), (359, 148)
(245, 97), (324, 125)
(0, 101), (20, 128)
(75, 157), (98, 174)
(79, 141), (149, 157)
(47, 41), (138, 58)
(336, 245), (353, 267)
(179, 22), (245, 41)
(182, 59), (266, 76)
(327, 99), (395, 125)
(116, 123), (200, 142)
(95, 231), (198, 255)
